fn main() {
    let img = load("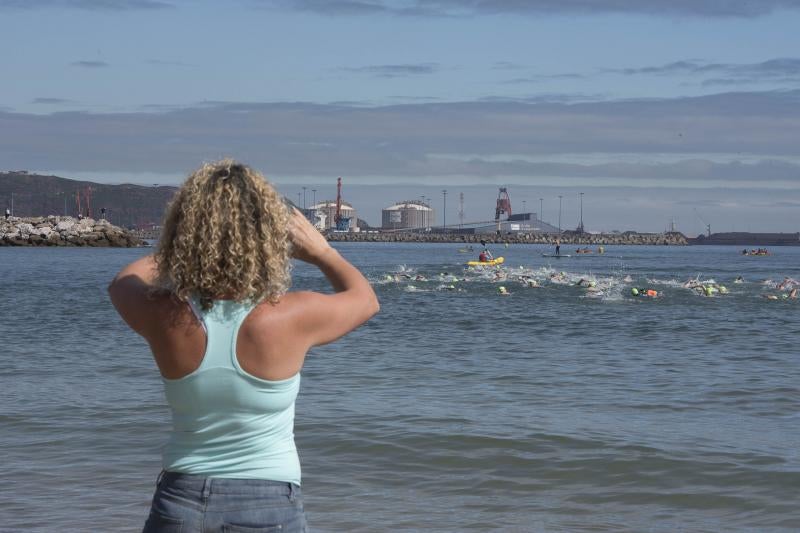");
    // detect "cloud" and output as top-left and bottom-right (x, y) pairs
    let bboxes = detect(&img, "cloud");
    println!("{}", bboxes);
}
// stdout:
(31, 97), (74, 105)
(71, 60), (110, 68)
(339, 63), (440, 78)
(609, 57), (800, 85)
(503, 73), (585, 84)
(252, 0), (800, 18)
(0, 0), (172, 9)
(2, 90), (800, 187)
